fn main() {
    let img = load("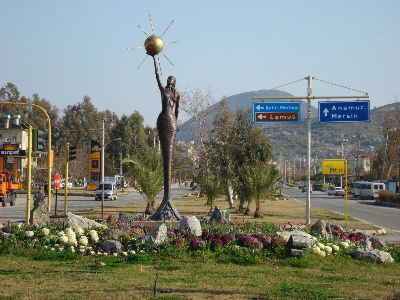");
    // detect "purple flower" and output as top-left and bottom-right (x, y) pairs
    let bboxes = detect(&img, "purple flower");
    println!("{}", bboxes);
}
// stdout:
(173, 238), (184, 247)
(239, 235), (263, 249)
(252, 234), (272, 248)
(221, 234), (236, 245)
(210, 238), (223, 250)
(190, 238), (205, 250)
